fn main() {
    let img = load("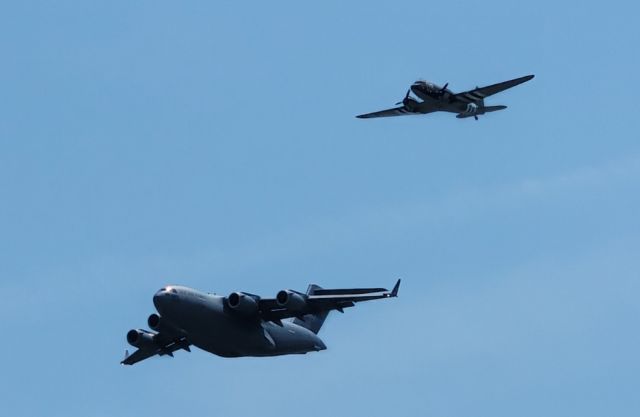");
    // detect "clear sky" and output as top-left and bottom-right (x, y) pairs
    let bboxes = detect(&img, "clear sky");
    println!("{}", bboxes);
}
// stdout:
(1, 1), (639, 416)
